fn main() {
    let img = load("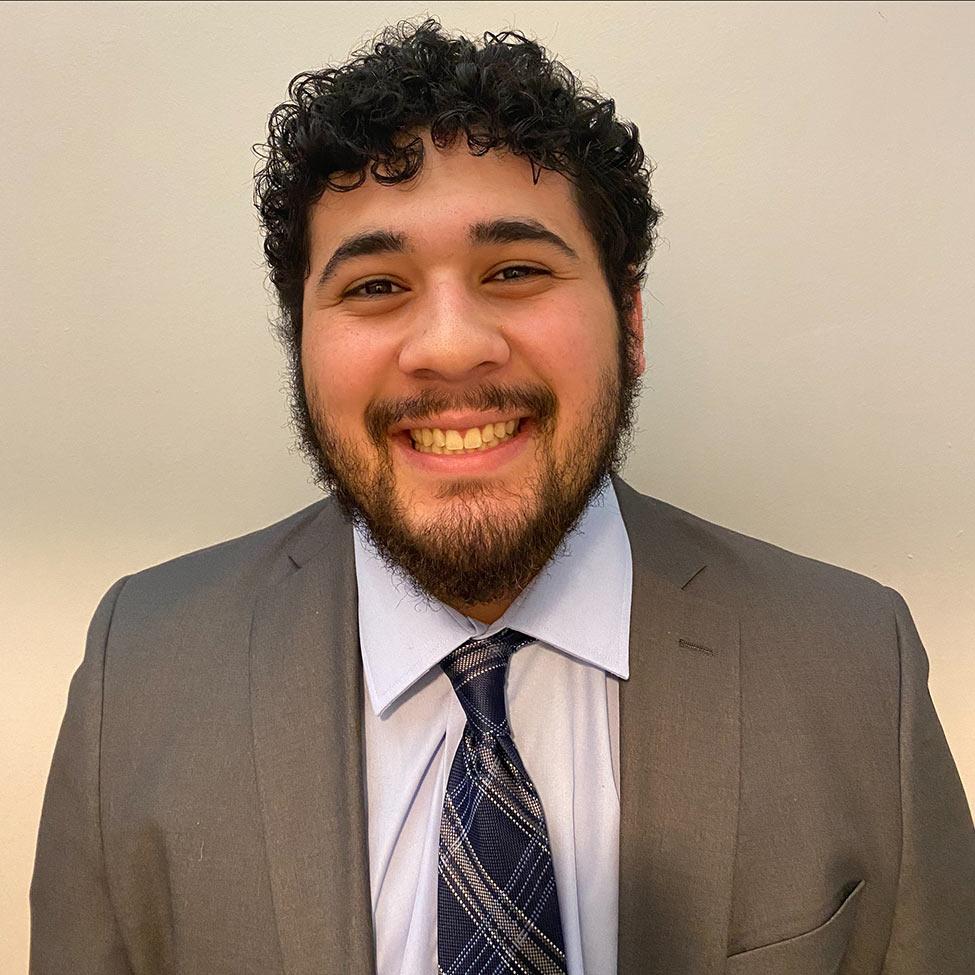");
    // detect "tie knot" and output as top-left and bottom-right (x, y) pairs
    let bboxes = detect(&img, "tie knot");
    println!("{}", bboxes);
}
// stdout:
(440, 628), (534, 737)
